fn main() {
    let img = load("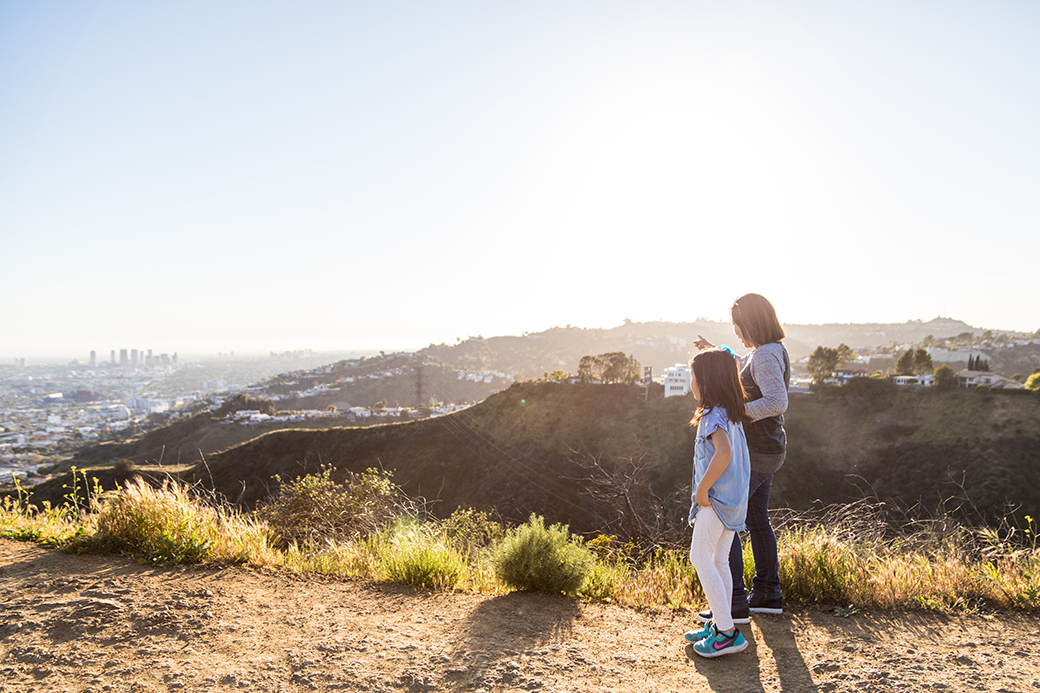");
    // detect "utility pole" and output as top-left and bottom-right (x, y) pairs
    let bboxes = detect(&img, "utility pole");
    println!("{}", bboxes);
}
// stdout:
(642, 366), (652, 401)
(415, 363), (425, 412)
